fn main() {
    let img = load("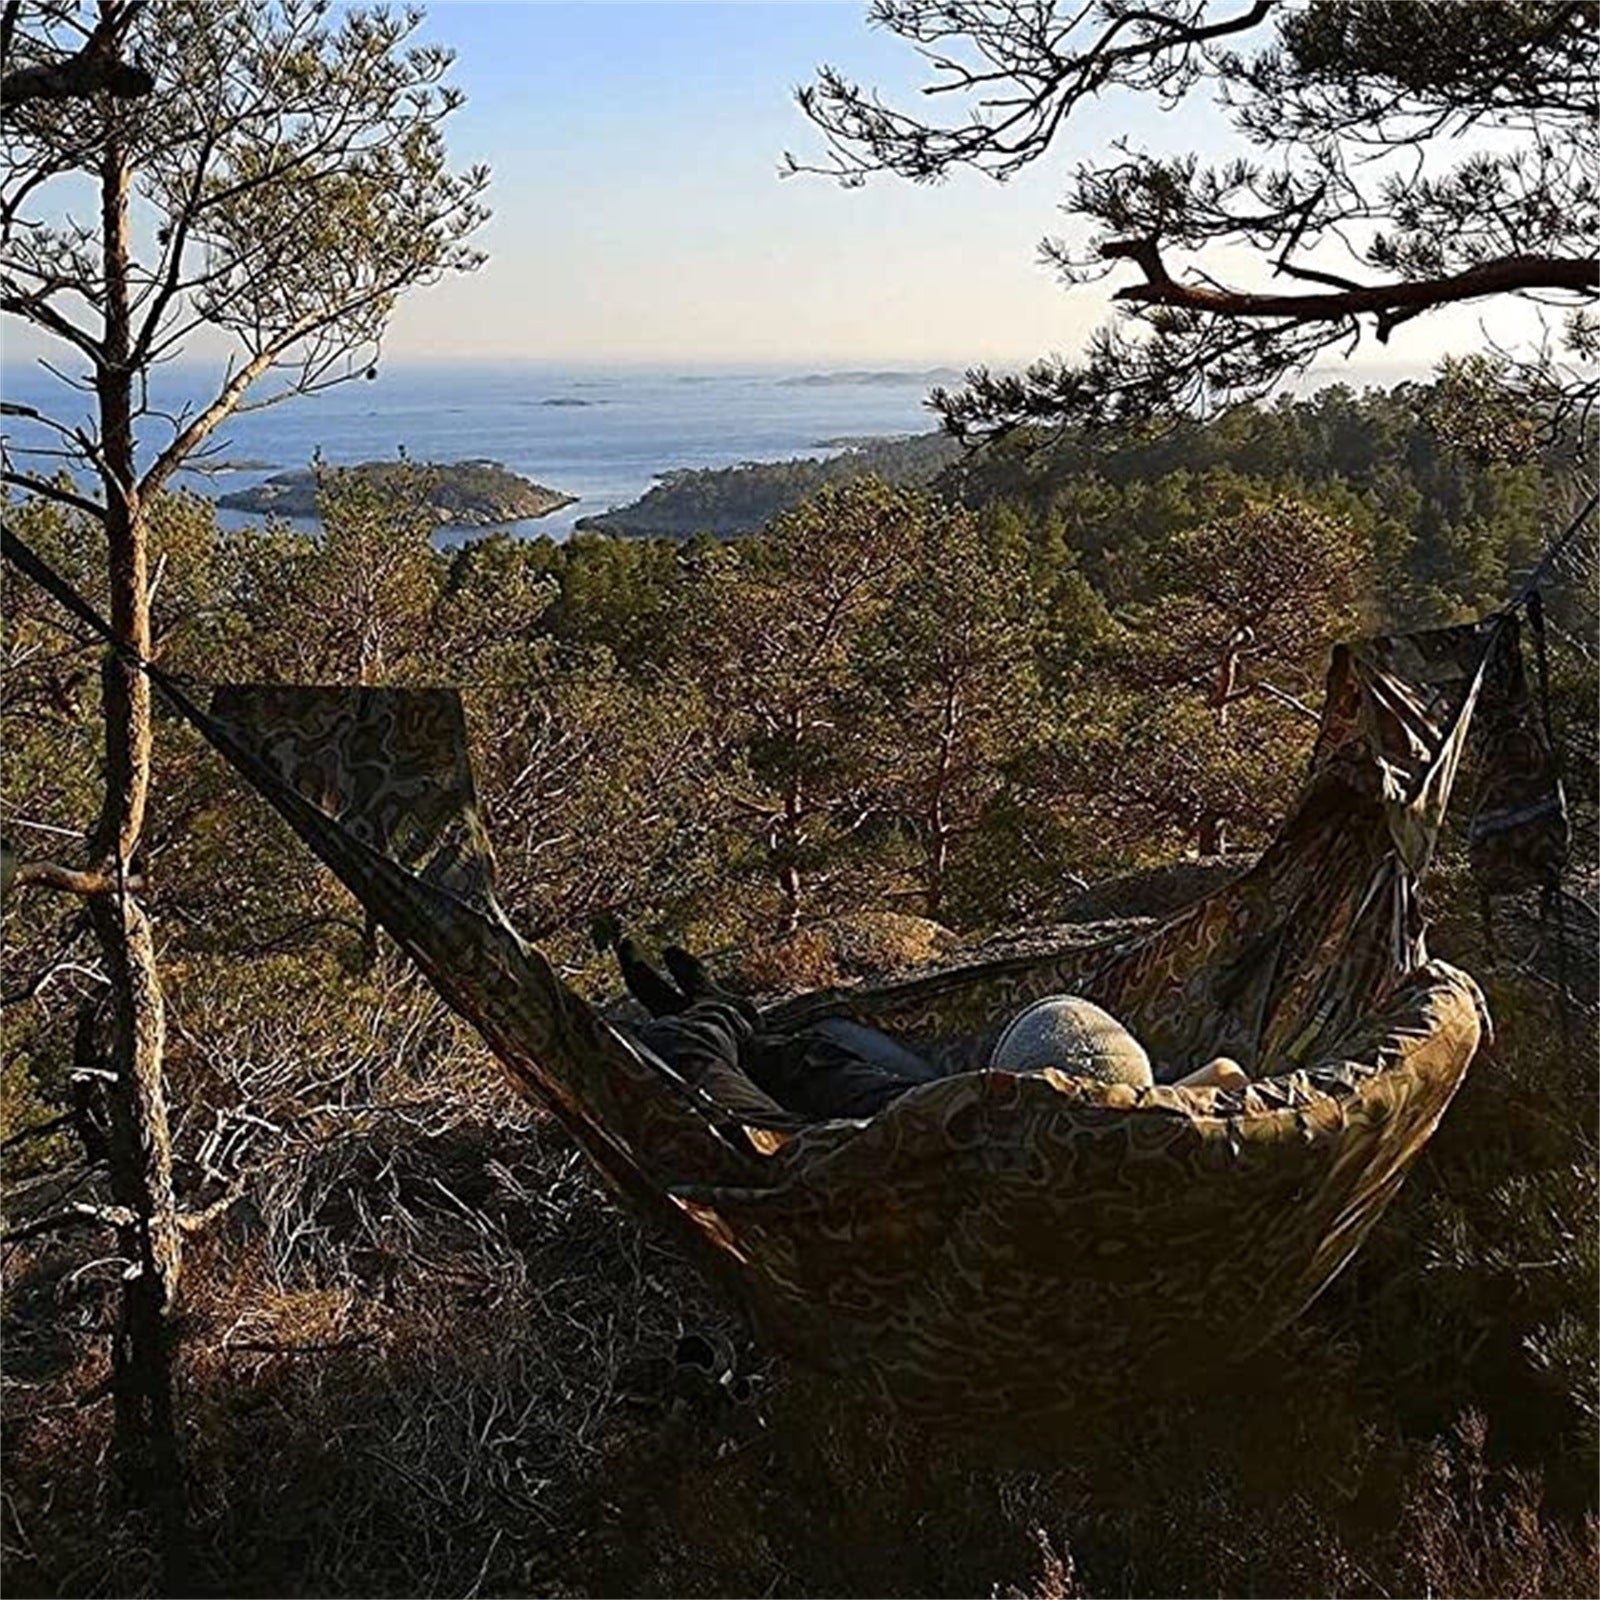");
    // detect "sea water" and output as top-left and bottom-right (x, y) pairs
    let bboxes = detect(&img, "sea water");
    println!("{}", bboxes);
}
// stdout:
(0, 360), (961, 542)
